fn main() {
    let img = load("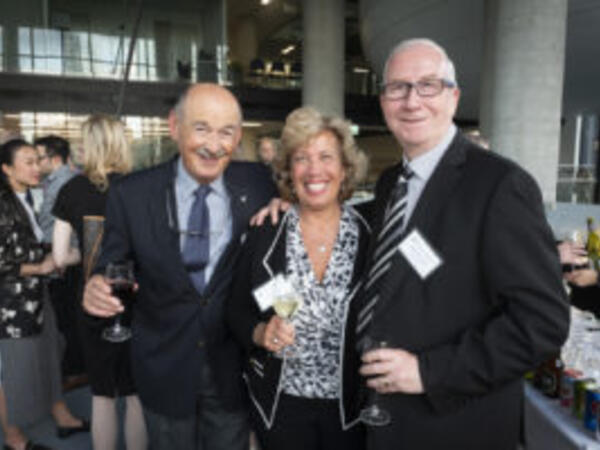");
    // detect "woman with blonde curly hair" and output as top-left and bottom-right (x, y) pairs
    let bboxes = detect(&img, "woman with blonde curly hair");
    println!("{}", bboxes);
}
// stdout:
(52, 114), (147, 450)
(228, 107), (369, 450)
